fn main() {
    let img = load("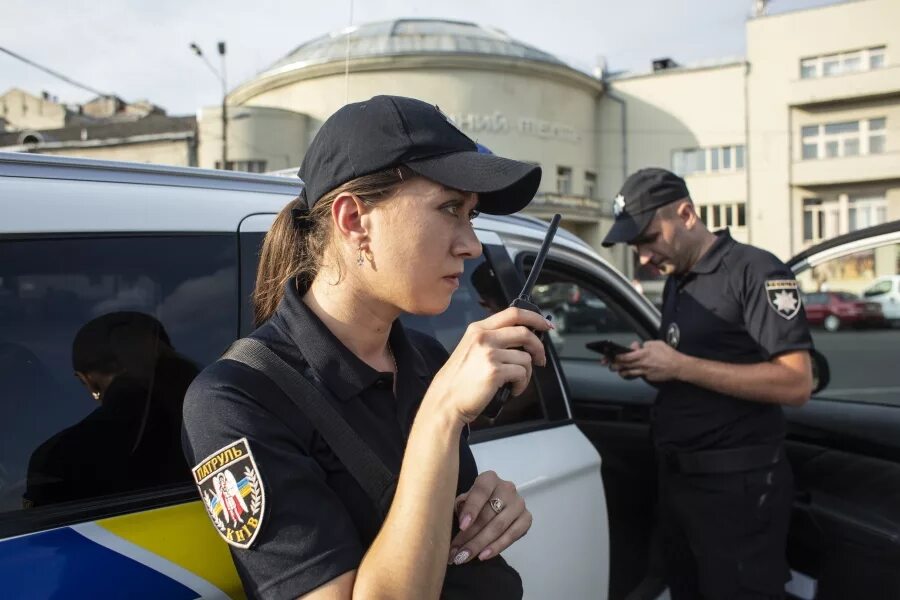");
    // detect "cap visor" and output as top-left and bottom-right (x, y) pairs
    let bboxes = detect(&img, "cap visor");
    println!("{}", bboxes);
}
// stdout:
(406, 151), (541, 215)
(601, 211), (654, 247)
